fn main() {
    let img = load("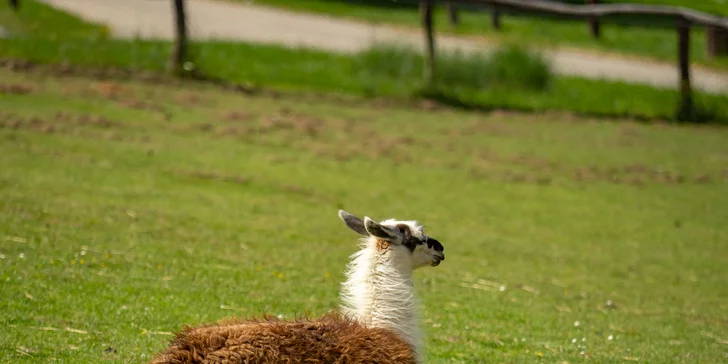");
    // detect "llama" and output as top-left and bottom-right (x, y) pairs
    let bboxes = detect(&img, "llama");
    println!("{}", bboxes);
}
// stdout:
(149, 210), (445, 364)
